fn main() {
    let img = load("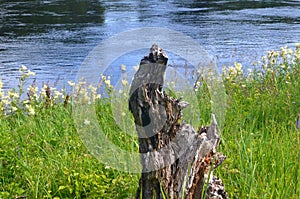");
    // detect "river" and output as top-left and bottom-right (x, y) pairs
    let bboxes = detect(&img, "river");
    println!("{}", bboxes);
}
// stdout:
(0, 0), (300, 90)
